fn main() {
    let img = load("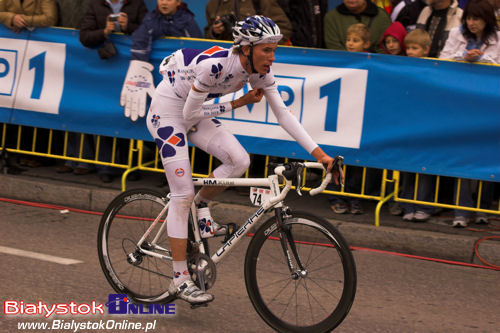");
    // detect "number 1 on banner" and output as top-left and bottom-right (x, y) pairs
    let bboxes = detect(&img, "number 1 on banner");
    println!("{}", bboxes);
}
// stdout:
(249, 187), (271, 206)
(29, 51), (45, 99)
